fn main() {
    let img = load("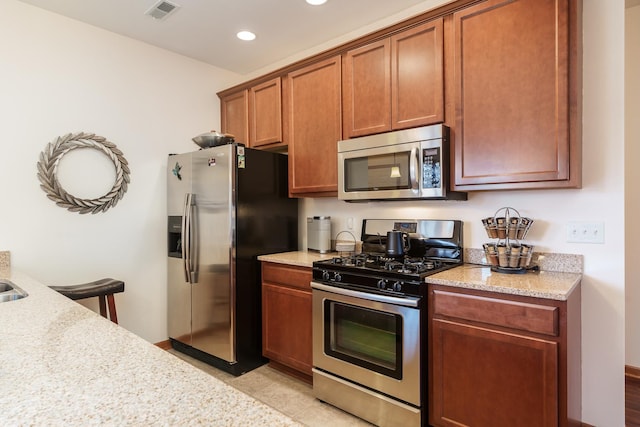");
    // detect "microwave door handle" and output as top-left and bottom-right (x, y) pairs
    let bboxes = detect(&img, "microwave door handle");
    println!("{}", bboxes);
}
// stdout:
(409, 147), (419, 190)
